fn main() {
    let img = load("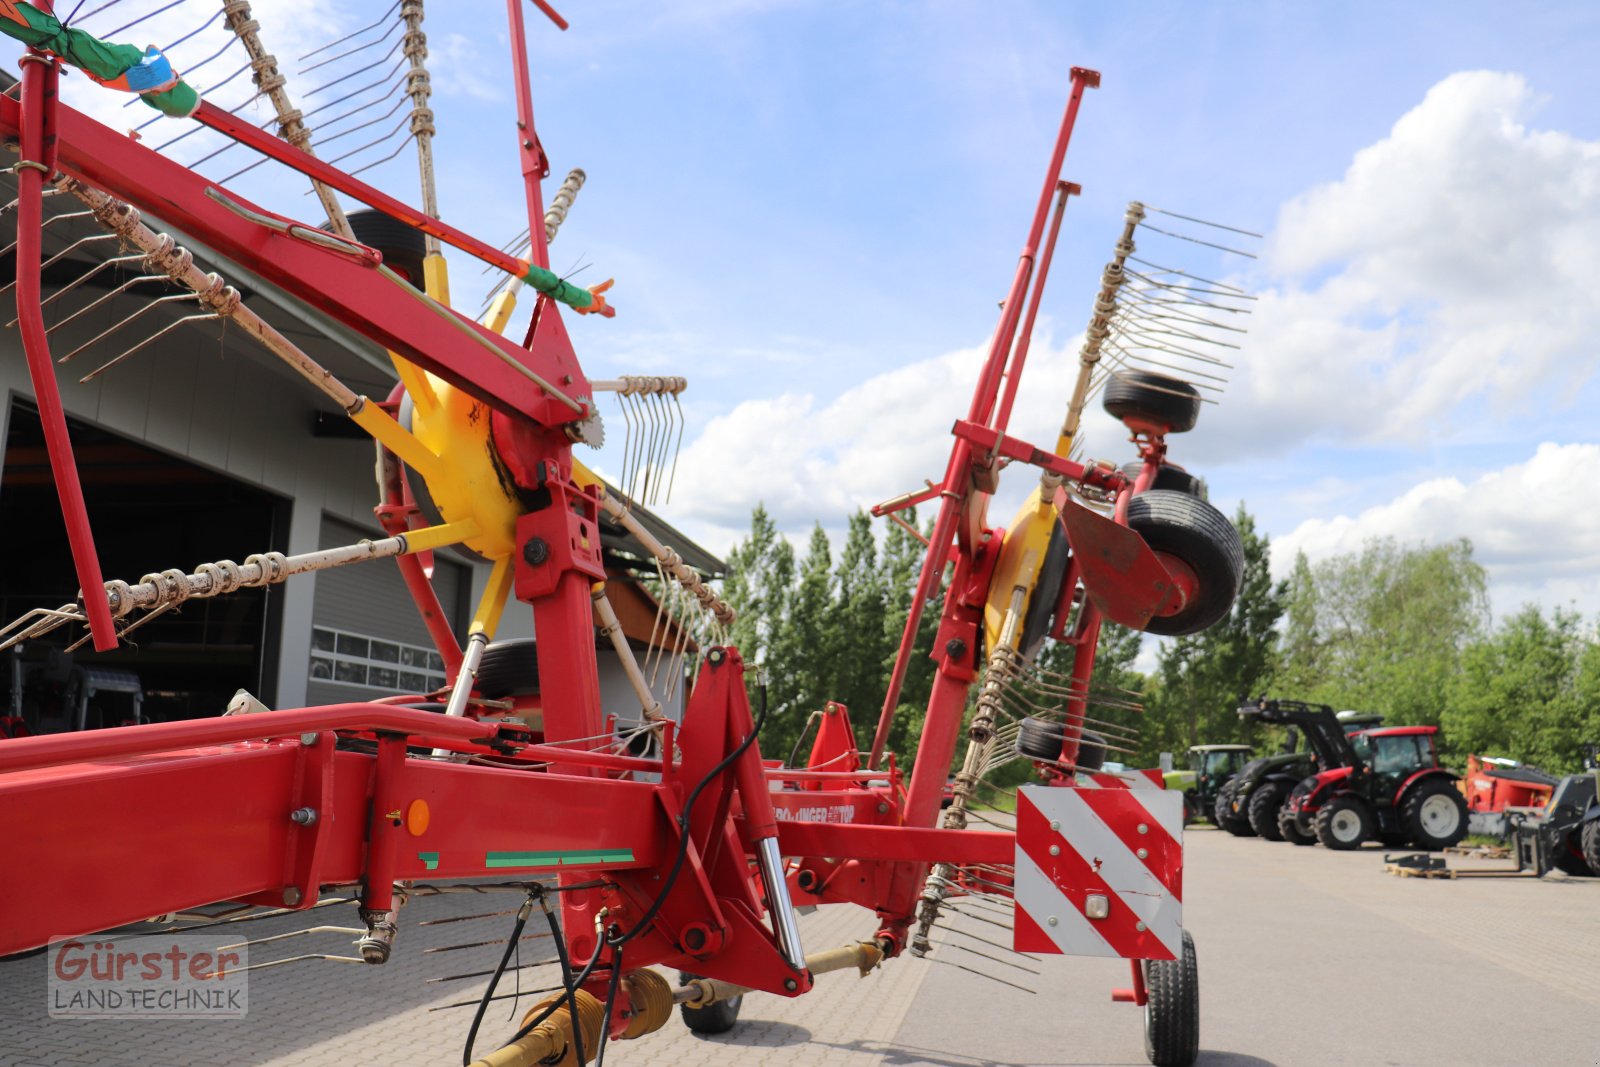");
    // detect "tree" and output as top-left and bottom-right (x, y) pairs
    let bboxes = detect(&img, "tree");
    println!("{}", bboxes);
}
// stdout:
(1141, 505), (1286, 763)
(1445, 606), (1588, 770)
(1274, 537), (1488, 727)
(763, 524), (835, 758)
